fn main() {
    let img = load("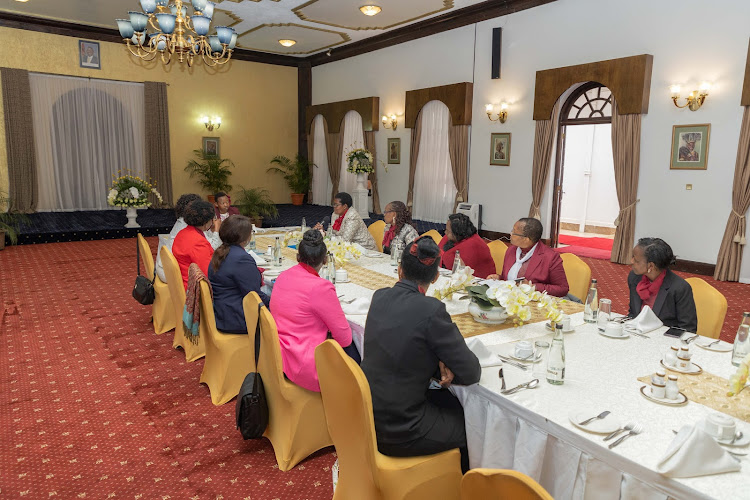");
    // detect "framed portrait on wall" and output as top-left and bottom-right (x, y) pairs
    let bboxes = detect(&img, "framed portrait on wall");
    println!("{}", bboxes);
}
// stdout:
(203, 137), (220, 157)
(670, 124), (710, 170)
(489, 133), (511, 166)
(79, 40), (101, 69)
(387, 138), (401, 164)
